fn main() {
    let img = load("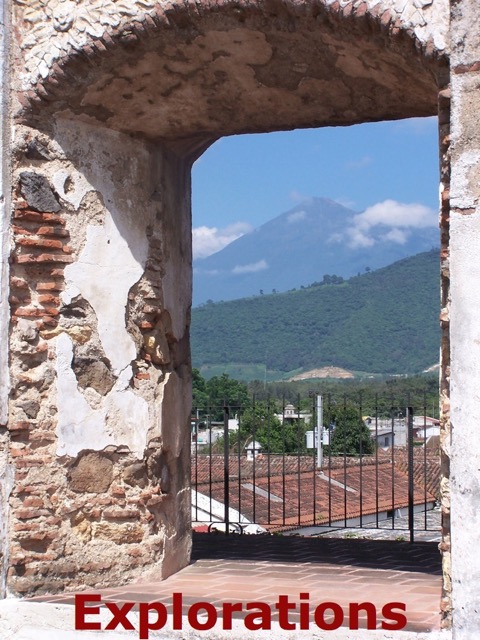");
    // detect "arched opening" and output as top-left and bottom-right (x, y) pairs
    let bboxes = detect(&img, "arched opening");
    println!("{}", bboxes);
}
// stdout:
(5, 0), (450, 621)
